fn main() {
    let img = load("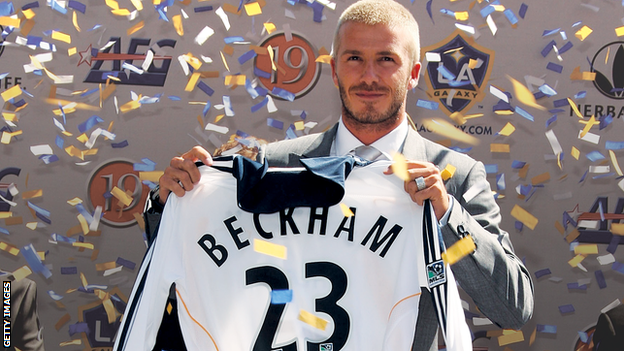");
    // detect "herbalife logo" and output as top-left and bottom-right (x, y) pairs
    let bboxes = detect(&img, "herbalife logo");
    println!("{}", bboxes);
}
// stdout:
(591, 41), (624, 99)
